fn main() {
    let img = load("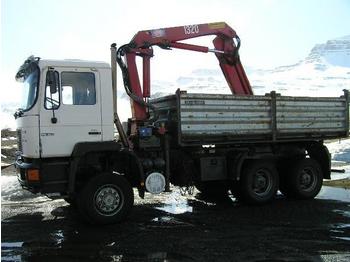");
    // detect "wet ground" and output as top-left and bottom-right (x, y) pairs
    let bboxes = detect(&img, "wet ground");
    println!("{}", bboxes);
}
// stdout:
(1, 166), (350, 262)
